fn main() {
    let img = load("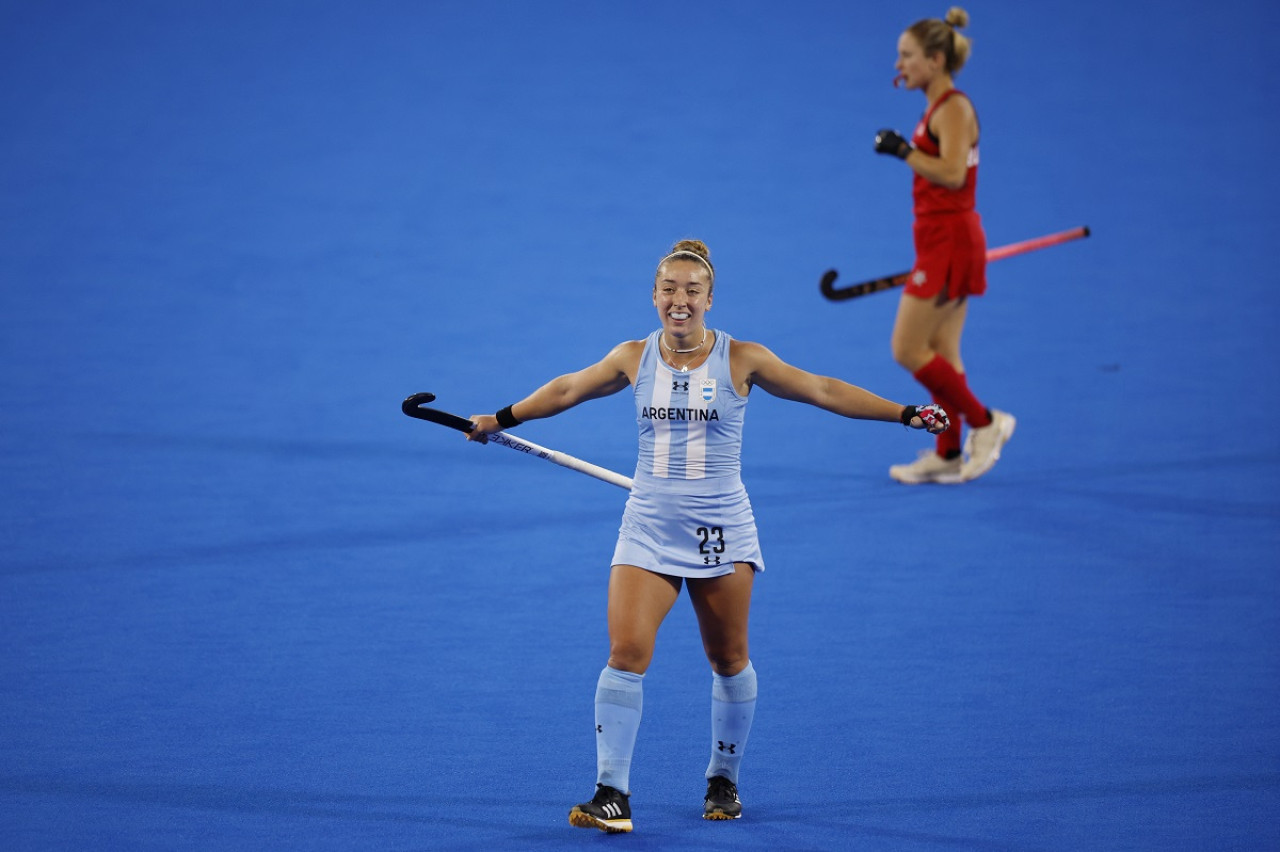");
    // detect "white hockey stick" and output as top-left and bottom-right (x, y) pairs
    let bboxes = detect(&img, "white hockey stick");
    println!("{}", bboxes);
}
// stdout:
(402, 392), (633, 491)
